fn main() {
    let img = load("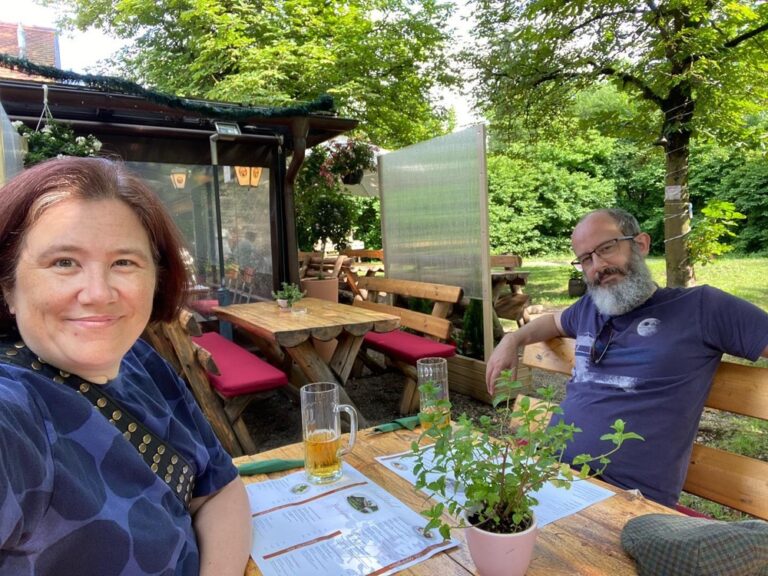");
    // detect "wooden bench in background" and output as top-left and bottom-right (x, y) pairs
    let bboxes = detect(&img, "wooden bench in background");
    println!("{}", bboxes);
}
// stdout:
(490, 253), (523, 270)
(490, 253), (531, 327)
(298, 252), (351, 280)
(342, 248), (384, 262)
(521, 336), (768, 520)
(352, 276), (463, 414)
(144, 310), (289, 457)
(340, 249), (385, 300)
